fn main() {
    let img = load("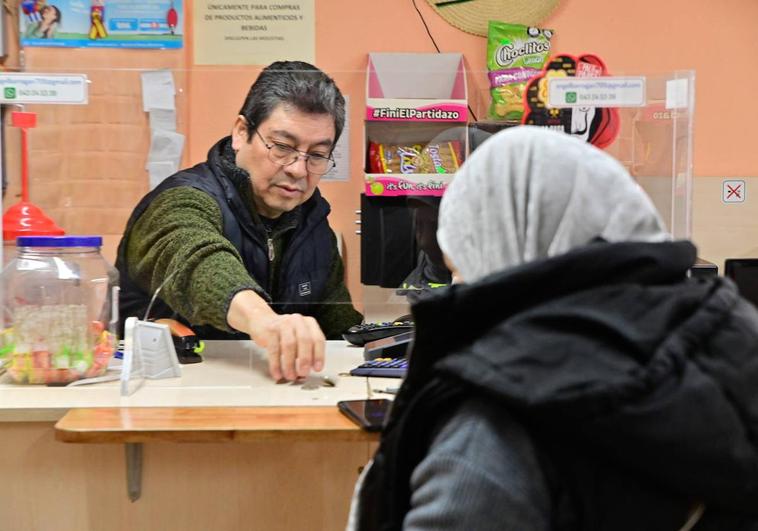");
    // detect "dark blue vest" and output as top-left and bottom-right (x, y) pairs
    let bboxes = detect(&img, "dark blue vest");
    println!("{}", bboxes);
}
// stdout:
(116, 158), (334, 339)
